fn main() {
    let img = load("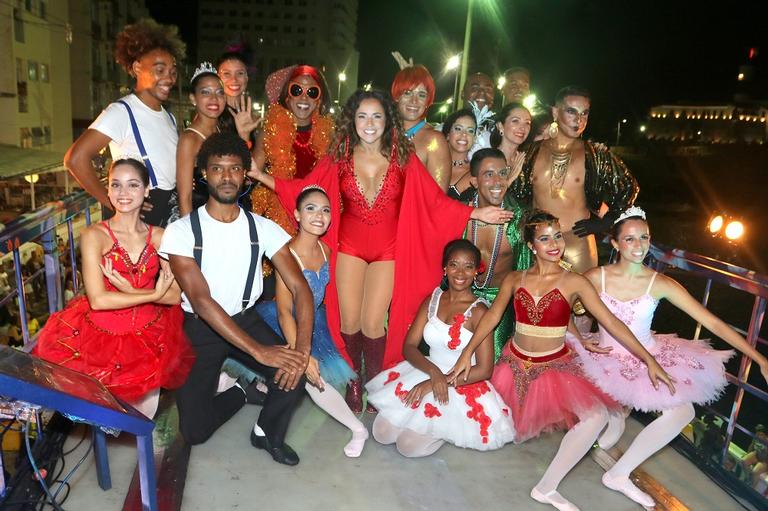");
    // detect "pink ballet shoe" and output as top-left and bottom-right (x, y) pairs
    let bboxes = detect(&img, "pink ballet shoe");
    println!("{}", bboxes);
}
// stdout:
(602, 472), (655, 508)
(530, 487), (580, 511)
